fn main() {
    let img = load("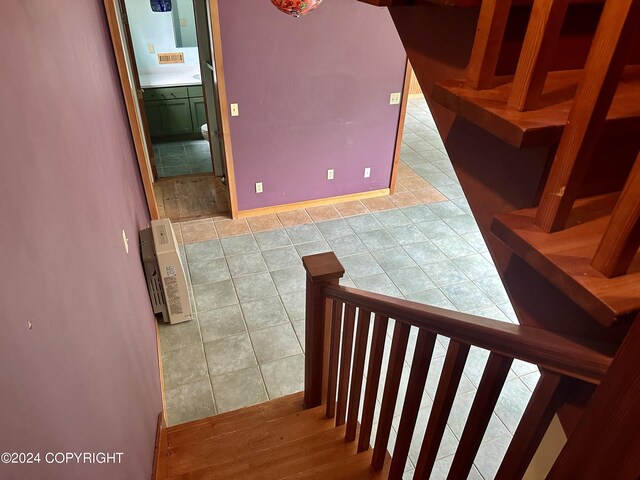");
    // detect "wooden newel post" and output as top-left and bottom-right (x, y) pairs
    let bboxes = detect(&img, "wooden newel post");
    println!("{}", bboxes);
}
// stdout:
(302, 252), (345, 408)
